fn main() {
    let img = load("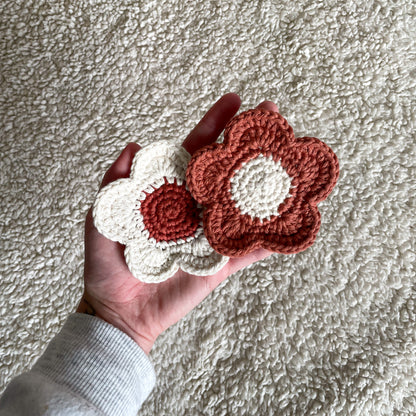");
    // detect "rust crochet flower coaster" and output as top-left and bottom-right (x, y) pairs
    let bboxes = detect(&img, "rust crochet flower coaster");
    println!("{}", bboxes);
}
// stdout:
(186, 108), (340, 257)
